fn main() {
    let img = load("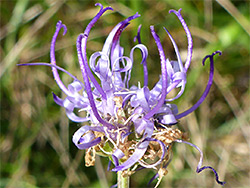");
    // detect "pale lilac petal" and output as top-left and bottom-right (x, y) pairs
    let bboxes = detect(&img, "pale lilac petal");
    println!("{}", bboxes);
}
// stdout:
(163, 27), (184, 72)
(130, 44), (148, 87)
(112, 149), (125, 166)
(66, 110), (90, 123)
(165, 79), (186, 102)
(111, 56), (133, 88)
(157, 113), (177, 125)
(112, 56), (132, 73)
(72, 126), (104, 149)
(162, 28), (188, 102)
(130, 94), (139, 108)
(136, 86), (150, 112)
(112, 140), (149, 172)
(166, 59), (174, 80)
(130, 44), (148, 65)
(133, 118), (154, 138)
(53, 93), (90, 122)
(150, 77), (162, 102)
(156, 104), (178, 125)
(131, 106), (144, 122)
(68, 80), (83, 93)
(89, 51), (111, 81)
(63, 98), (75, 111)
(102, 90), (115, 116)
